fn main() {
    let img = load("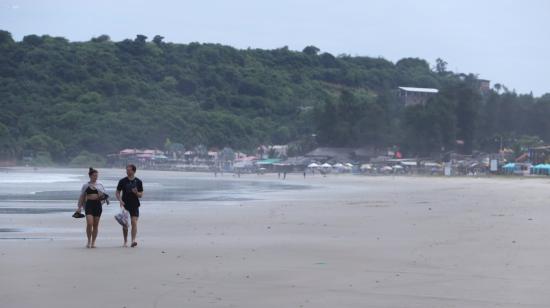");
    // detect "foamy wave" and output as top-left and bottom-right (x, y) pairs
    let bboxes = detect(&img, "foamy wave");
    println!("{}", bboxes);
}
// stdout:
(0, 173), (81, 184)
